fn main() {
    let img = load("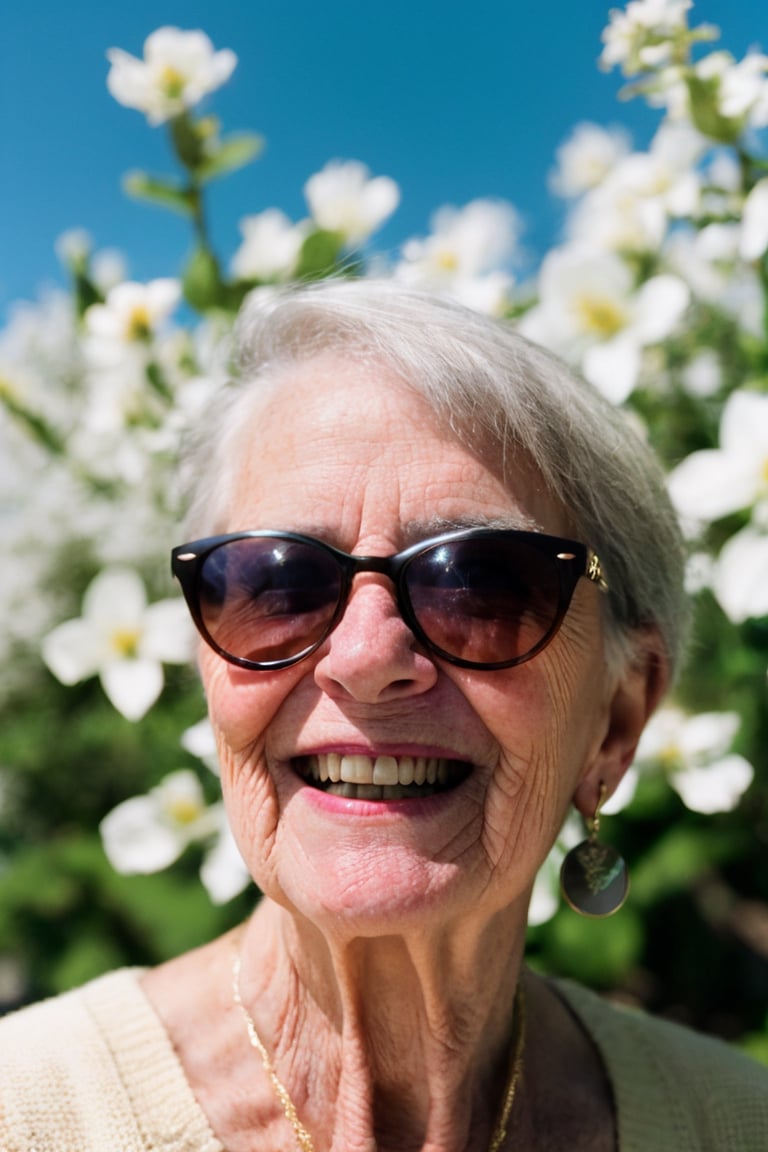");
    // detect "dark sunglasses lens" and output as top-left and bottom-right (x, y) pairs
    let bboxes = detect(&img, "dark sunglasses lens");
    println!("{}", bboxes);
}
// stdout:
(197, 538), (343, 665)
(405, 536), (563, 666)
